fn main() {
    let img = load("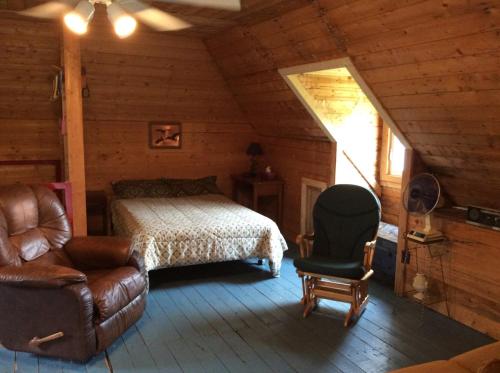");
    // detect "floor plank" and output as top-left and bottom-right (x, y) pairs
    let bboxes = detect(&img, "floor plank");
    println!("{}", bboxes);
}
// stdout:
(0, 346), (15, 373)
(15, 352), (38, 373)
